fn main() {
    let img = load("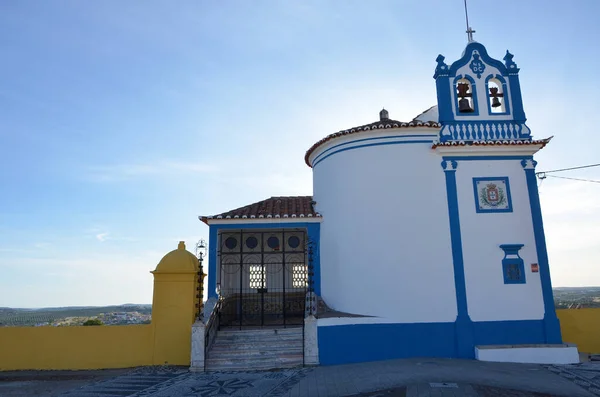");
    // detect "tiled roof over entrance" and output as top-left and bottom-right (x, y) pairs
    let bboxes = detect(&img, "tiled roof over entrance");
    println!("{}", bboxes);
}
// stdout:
(200, 196), (321, 224)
